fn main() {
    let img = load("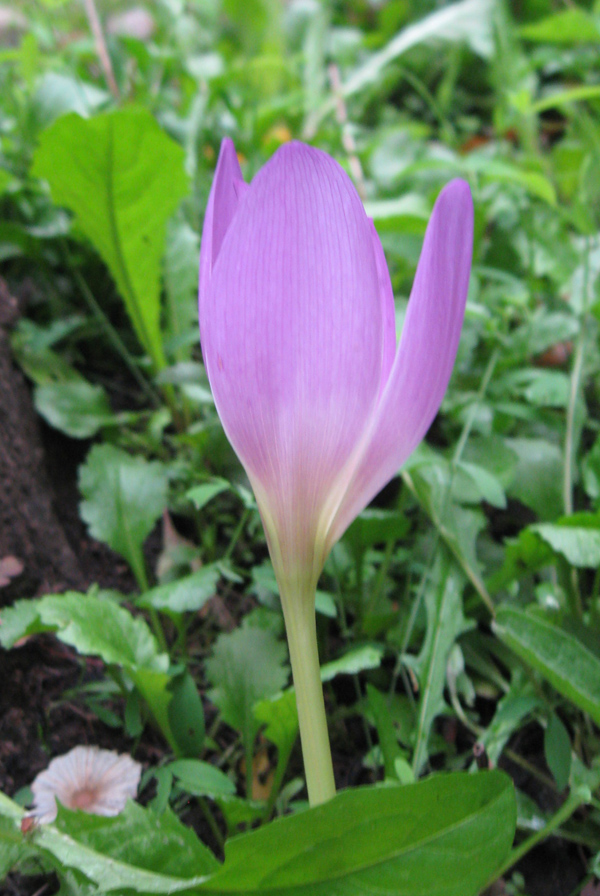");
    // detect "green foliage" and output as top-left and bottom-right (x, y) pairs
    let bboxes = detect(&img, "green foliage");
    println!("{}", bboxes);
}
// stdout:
(167, 760), (235, 799)
(200, 772), (516, 896)
(34, 381), (114, 438)
(494, 606), (600, 727)
(0, 774), (515, 895)
(3, 0), (600, 890)
(137, 566), (220, 614)
(411, 551), (470, 774)
(0, 591), (165, 670)
(31, 108), (188, 371)
(79, 444), (169, 588)
(206, 620), (290, 762)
